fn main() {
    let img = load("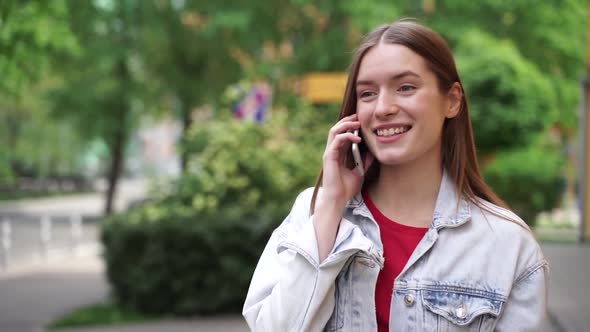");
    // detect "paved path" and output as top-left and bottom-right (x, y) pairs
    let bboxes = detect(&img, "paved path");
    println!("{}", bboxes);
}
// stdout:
(0, 178), (149, 217)
(56, 317), (248, 332)
(0, 253), (249, 332)
(543, 243), (590, 332)
(0, 255), (108, 332)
